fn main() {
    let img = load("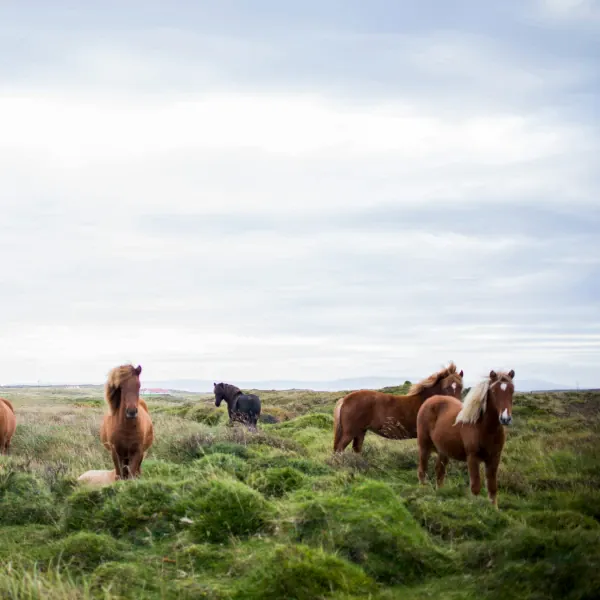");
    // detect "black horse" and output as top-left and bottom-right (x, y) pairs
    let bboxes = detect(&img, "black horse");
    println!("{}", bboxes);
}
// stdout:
(214, 382), (261, 430)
